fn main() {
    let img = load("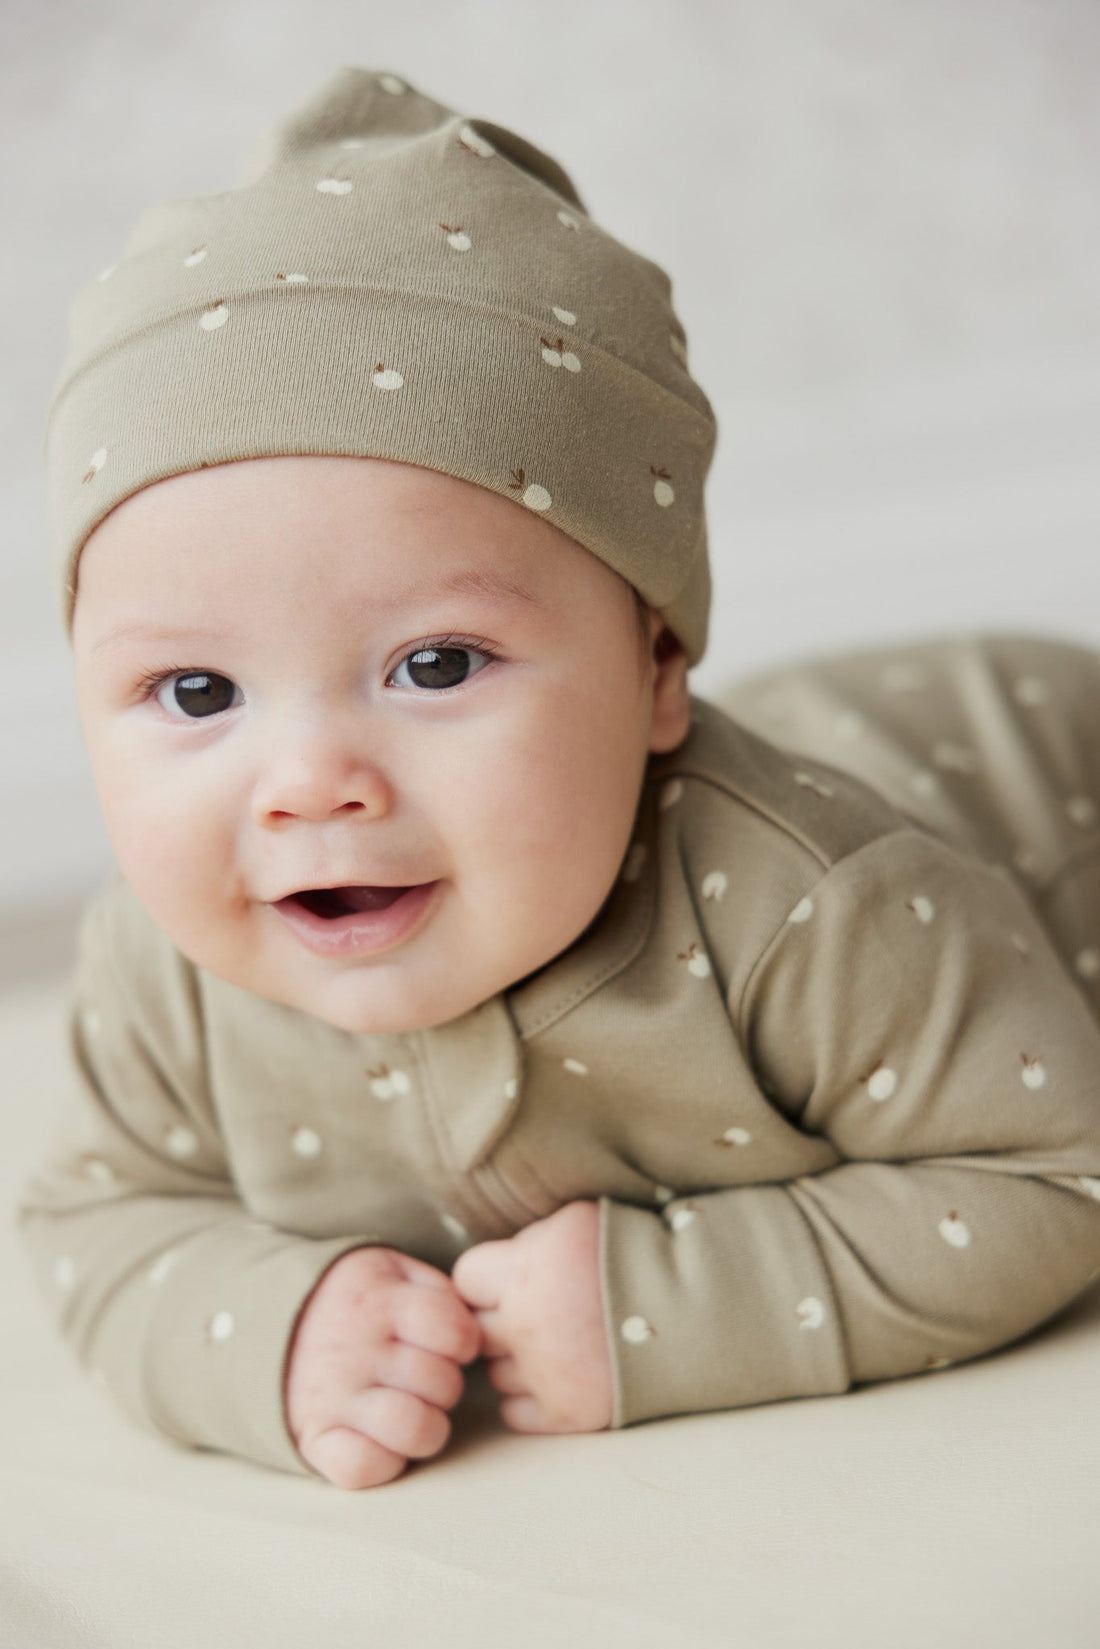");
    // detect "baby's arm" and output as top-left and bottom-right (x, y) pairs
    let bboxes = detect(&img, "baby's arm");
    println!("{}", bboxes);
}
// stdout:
(597, 830), (1100, 1428)
(460, 831), (1100, 1434)
(13, 876), (478, 1484)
